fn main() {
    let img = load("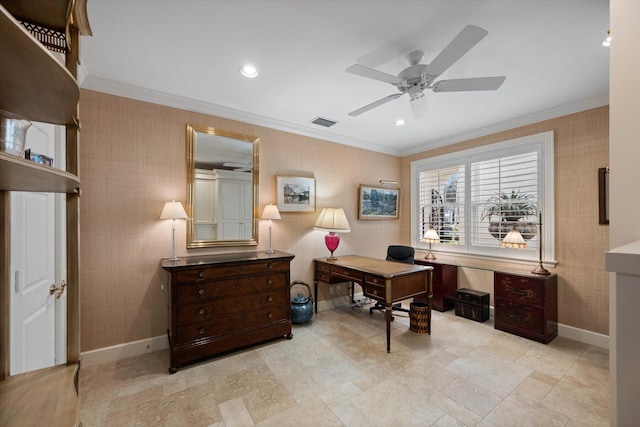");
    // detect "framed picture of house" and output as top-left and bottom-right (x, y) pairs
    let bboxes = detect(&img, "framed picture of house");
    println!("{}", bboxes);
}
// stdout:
(276, 176), (316, 212)
(358, 184), (400, 220)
